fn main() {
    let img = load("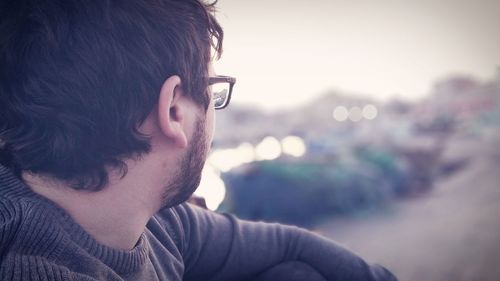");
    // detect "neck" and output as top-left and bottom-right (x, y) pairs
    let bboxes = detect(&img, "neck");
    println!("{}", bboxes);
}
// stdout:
(23, 156), (170, 250)
(22, 116), (185, 250)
